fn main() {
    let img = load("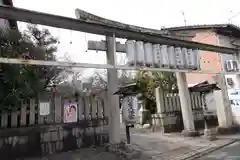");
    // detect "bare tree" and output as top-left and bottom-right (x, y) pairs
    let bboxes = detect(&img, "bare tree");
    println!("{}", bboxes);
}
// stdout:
(53, 52), (85, 96)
